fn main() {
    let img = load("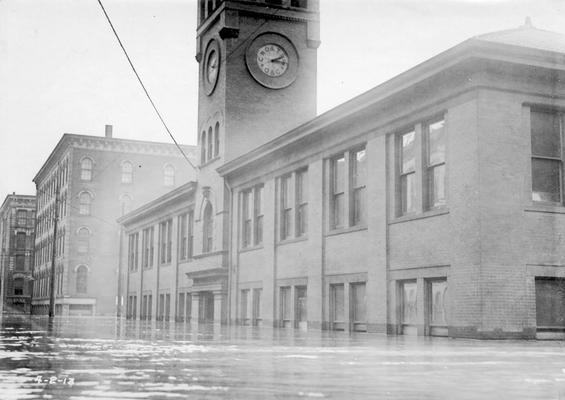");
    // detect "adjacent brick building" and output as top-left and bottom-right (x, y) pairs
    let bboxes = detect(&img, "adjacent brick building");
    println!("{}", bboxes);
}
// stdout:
(33, 127), (196, 316)
(0, 194), (36, 315)
(121, 1), (565, 339)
